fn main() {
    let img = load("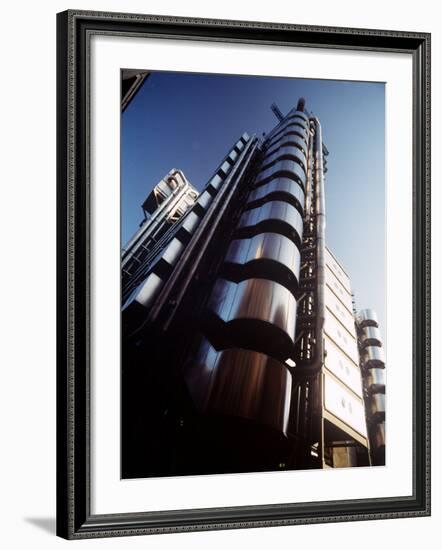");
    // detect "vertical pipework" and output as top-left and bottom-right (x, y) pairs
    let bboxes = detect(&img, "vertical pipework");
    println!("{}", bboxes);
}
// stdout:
(294, 116), (326, 377)
(311, 116), (326, 364)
